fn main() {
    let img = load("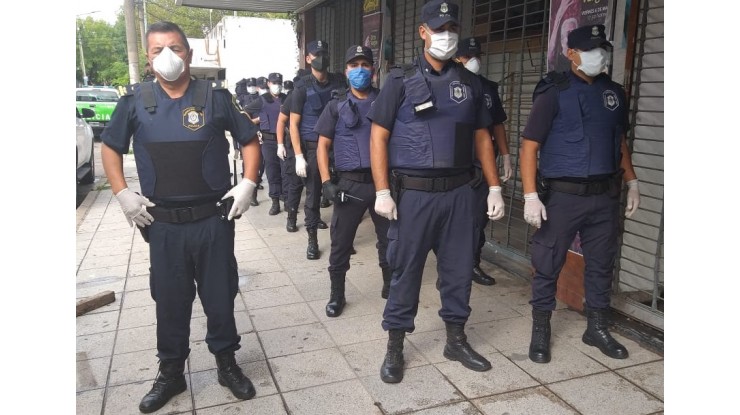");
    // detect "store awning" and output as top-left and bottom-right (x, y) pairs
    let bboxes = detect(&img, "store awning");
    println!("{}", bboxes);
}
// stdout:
(175, 0), (327, 14)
